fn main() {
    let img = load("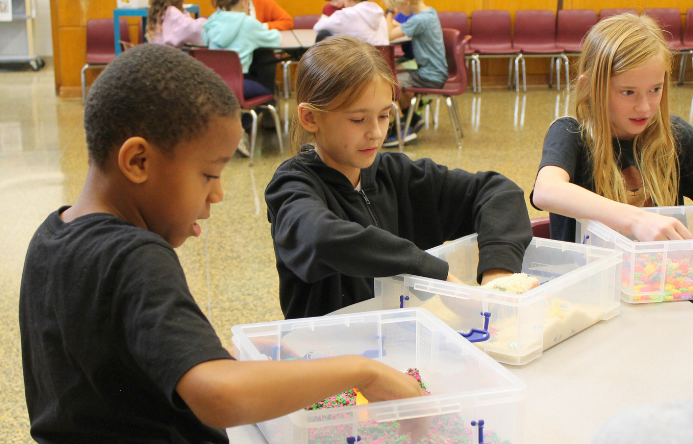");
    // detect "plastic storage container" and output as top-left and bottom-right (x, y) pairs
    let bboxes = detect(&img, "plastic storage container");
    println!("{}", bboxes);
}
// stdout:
(577, 206), (693, 303)
(232, 308), (526, 444)
(374, 235), (623, 365)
